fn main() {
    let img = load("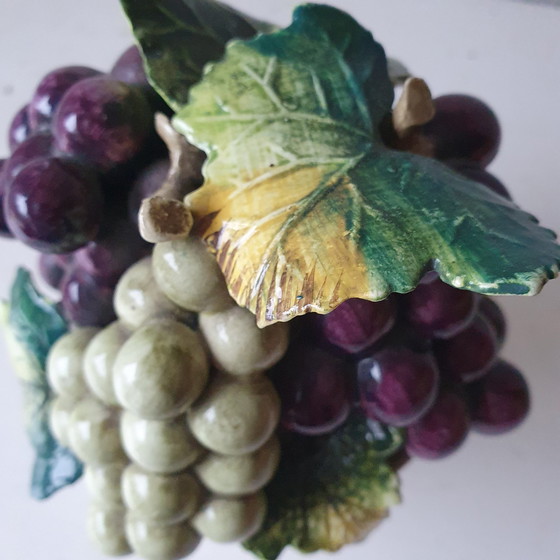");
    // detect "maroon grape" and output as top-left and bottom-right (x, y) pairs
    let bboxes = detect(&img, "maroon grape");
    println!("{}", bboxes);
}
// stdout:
(38, 254), (73, 290)
(321, 297), (396, 354)
(0, 133), (54, 190)
(0, 160), (11, 237)
(3, 157), (103, 253)
(468, 360), (529, 434)
(60, 267), (116, 327)
(403, 279), (478, 338)
(406, 390), (470, 459)
(450, 160), (511, 200)
(73, 219), (149, 283)
(53, 76), (152, 170)
(110, 45), (149, 86)
(421, 94), (501, 167)
(434, 315), (498, 384)
(28, 66), (101, 129)
(273, 345), (351, 436)
(8, 105), (32, 152)
(127, 158), (170, 224)
(358, 347), (439, 427)
(419, 270), (439, 284)
(479, 296), (506, 349)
